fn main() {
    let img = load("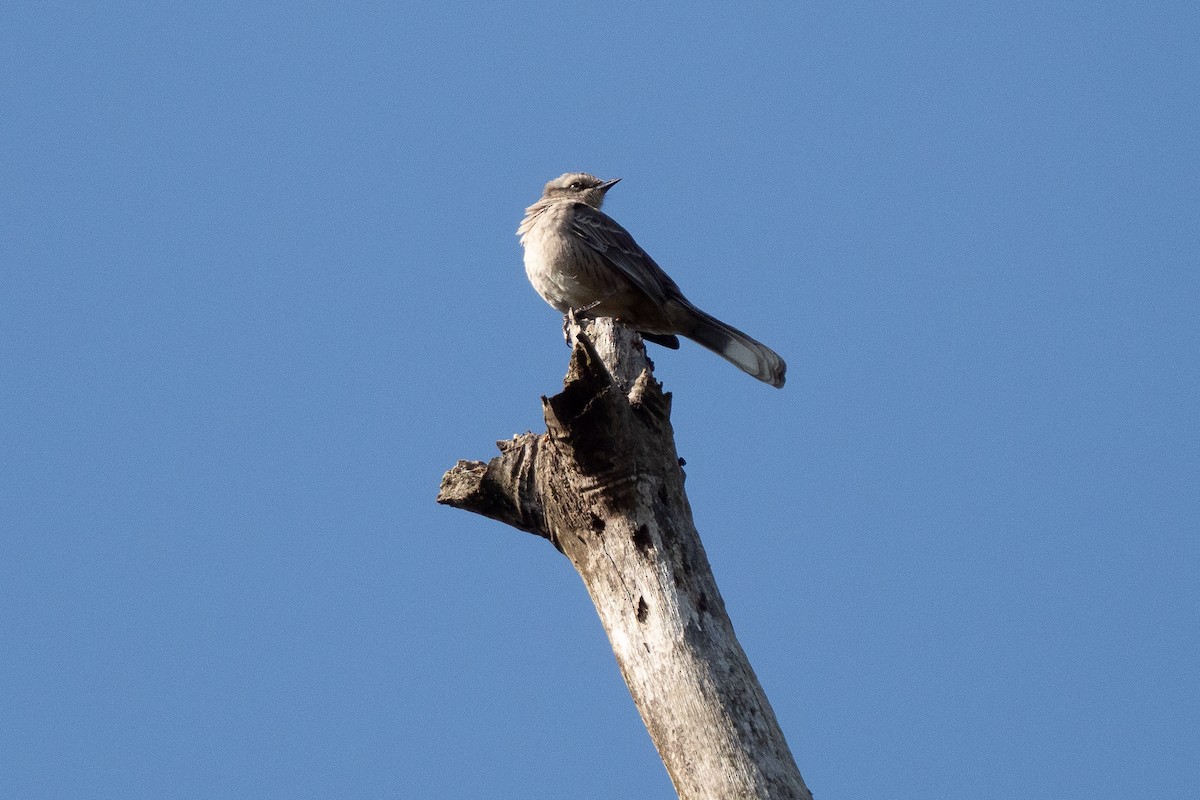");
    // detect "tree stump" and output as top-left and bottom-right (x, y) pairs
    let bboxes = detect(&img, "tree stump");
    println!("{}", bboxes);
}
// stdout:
(437, 318), (812, 800)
